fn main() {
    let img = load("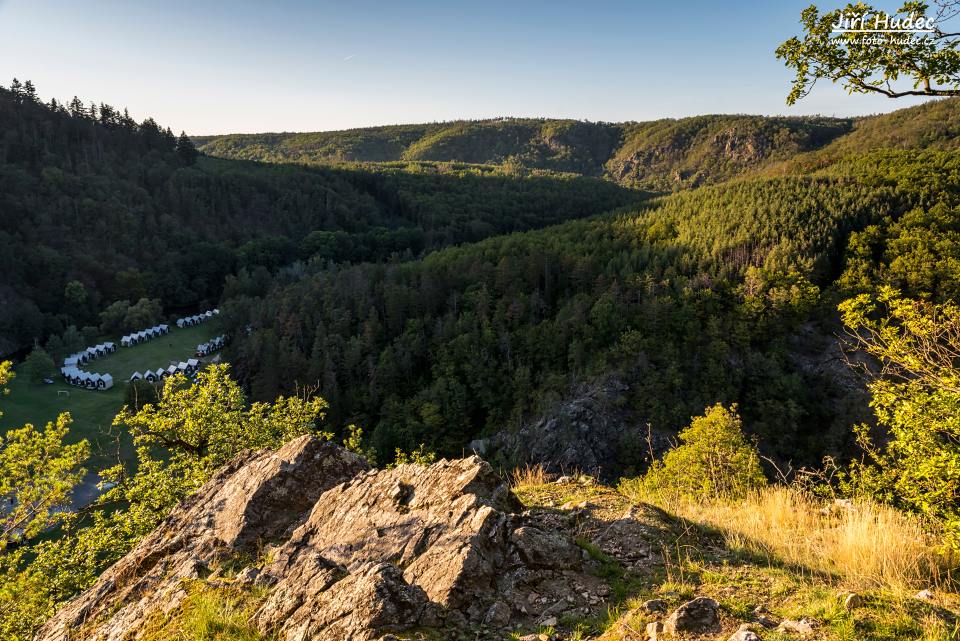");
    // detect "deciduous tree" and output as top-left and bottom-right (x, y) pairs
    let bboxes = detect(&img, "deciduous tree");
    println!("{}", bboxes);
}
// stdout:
(777, 2), (960, 104)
